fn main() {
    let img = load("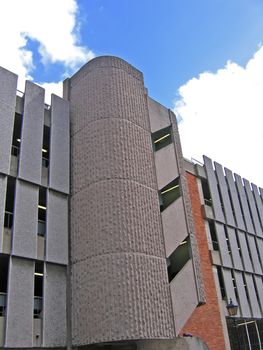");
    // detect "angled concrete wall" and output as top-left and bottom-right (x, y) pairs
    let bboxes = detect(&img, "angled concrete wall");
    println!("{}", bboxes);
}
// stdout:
(66, 56), (175, 345)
